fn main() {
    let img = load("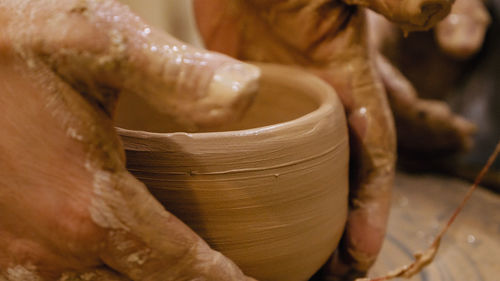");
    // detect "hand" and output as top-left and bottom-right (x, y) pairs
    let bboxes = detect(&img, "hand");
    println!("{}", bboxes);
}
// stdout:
(193, 0), (455, 279)
(368, 0), (490, 154)
(0, 0), (259, 280)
